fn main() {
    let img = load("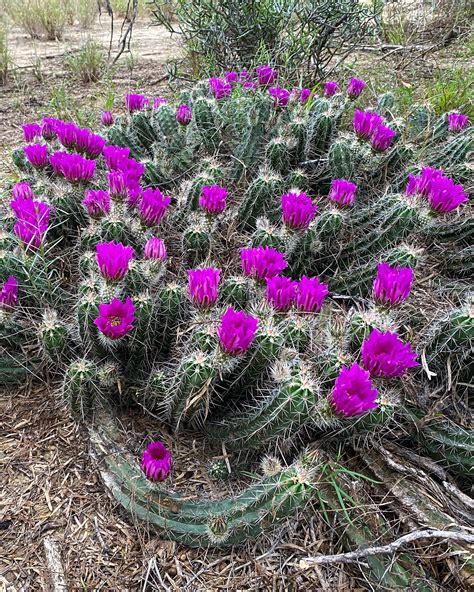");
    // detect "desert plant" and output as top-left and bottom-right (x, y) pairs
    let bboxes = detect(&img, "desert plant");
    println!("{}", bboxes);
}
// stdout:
(0, 19), (11, 84)
(1, 71), (472, 565)
(65, 41), (107, 83)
